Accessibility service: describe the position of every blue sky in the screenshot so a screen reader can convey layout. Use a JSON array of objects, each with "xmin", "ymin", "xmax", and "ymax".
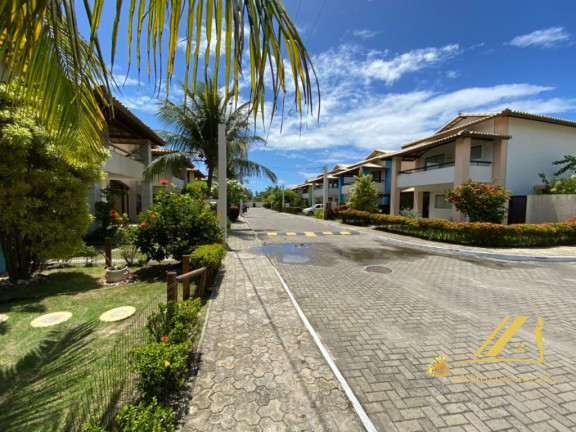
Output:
[{"xmin": 93, "ymin": 0, "xmax": 576, "ymax": 193}]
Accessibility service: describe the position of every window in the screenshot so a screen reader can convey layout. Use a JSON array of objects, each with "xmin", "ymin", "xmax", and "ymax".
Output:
[
  {"xmin": 434, "ymin": 194, "xmax": 452, "ymax": 209},
  {"xmin": 470, "ymin": 145, "xmax": 482, "ymax": 160},
  {"xmin": 425, "ymin": 154, "xmax": 444, "ymax": 169}
]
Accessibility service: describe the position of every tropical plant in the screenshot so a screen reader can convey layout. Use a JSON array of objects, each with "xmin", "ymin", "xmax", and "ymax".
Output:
[
  {"xmin": 539, "ymin": 155, "xmax": 576, "ymax": 194},
  {"xmin": 445, "ymin": 180, "xmax": 511, "ymax": 223},
  {"xmin": 2, "ymin": 0, "xmax": 319, "ymax": 163},
  {"xmin": 0, "ymin": 83, "xmax": 104, "ymax": 283},
  {"xmin": 134, "ymin": 185, "xmax": 223, "ymax": 262},
  {"xmin": 347, "ymin": 170, "xmax": 379, "ymax": 213},
  {"xmin": 144, "ymin": 81, "xmax": 277, "ymax": 194}
]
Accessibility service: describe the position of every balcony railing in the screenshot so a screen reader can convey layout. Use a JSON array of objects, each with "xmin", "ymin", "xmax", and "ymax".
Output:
[{"xmin": 400, "ymin": 160, "xmax": 491, "ymax": 174}]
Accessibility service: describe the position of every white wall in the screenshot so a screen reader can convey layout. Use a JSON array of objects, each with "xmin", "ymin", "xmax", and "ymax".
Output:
[
  {"xmin": 506, "ymin": 118, "xmax": 576, "ymax": 196},
  {"xmin": 526, "ymin": 194, "xmax": 576, "ymax": 223},
  {"xmin": 428, "ymin": 187, "xmax": 454, "ymax": 220}
]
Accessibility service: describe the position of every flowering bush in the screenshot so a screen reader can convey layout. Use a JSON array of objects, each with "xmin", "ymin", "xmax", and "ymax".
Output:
[
  {"xmin": 129, "ymin": 341, "xmax": 190, "ymax": 401},
  {"xmin": 445, "ymin": 180, "xmax": 511, "ymax": 223},
  {"xmin": 146, "ymin": 299, "xmax": 203, "ymax": 345},
  {"xmin": 134, "ymin": 185, "xmax": 223, "ymax": 262}
]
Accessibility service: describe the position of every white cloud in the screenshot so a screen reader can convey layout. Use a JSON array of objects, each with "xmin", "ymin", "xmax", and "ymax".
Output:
[
  {"xmin": 118, "ymin": 95, "xmax": 161, "ymax": 113},
  {"xmin": 113, "ymin": 74, "xmax": 144, "ymax": 87},
  {"xmin": 261, "ymin": 83, "xmax": 575, "ymax": 152},
  {"xmin": 314, "ymin": 44, "xmax": 460, "ymax": 86},
  {"xmin": 352, "ymin": 29, "xmax": 380, "ymax": 40},
  {"xmin": 508, "ymin": 27, "xmax": 570, "ymax": 48}
]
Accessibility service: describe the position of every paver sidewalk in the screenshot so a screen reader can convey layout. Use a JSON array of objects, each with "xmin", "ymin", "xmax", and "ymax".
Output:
[{"xmin": 181, "ymin": 222, "xmax": 365, "ymax": 431}]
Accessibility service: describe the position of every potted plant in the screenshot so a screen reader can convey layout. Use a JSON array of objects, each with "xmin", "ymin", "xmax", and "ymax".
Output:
[{"xmin": 105, "ymin": 263, "xmax": 129, "ymax": 283}]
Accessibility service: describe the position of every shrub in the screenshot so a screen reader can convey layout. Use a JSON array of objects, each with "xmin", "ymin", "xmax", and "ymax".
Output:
[
  {"xmin": 0, "ymin": 83, "xmax": 105, "ymax": 282},
  {"xmin": 182, "ymin": 181, "xmax": 208, "ymax": 200},
  {"xmin": 146, "ymin": 299, "xmax": 203, "ymax": 345},
  {"xmin": 117, "ymin": 226, "xmax": 140, "ymax": 265},
  {"xmin": 135, "ymin": 186, "xmax": 223, "ymax": 262},
  {"xmin": 190, "ymin": 243, "xmax": 227, "ymax": 288},
  {"xmin": 115, "ymin": 398, "xmax": 175, "ymax": 432},
  {"xmin": 314, "ymin": 209, "xmax": 324, "ymax": 219},
  {"xmin": 129, "ymin": 341, "xmax": 191, "ymax": 401},
  {"xmin": 81, "ymin": 245, "xmax": 101, "ymax": 265},
  {"xmin": 285, "ymin": 207, "xmax": 303, "ymax": 214},
  {"xmin": 445, "ymin": 180, "xmax": 511, "ymax": 223},
  {"xmin": 339, "ymin": 209, "xmax": 371, "ymax": 226},
  {"xmin": 371, "ymin": 214, "xmax": 576, "ymax": 247},
  {"xmin": 229, "ymin": 205, "xmax": 240, "ymax": 222},
  {"xmin": 399, "ymin": 208, "xmax": 420, "ymax": 219},
  {"xmin": 347, "ymin": 170, "xmax": 379, "ymax": 213}
]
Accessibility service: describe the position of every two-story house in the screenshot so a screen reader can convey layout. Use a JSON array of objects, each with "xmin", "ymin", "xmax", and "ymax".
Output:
[{"xmin": 390, "ymin": 109, "xmax": 576, "ymax": 221}]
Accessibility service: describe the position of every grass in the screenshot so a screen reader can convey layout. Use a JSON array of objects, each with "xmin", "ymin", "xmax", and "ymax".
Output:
[{"xmin": 0, "ymin": 263, "xmax": 189, "ymax": 432}]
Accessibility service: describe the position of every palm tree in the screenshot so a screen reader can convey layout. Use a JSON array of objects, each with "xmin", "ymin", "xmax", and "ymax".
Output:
[
  {"xmin": 144, "ymin": 80, "xmax": 277, "ymax": 194},
  {"xmin": 1, "ymin": 1, "xmax": 319, "ymax": 163}
]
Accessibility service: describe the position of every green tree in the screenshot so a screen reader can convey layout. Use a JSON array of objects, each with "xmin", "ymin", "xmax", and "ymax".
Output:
[
  {"xmin": 2, "ymin": 1, "xmax": 318, "ymax": 163},
  {"xmin": 0, "ymin": 83, "xmax": 104, "ymax": 282},
  {"xmin": 182, "ymin": 181, "xmax": 209, "ymax": 201},
  {"xmin": 538, "ymin": 155, "xmax": 576, "ymax": 194},
  {"xmin": 445, "ymin": 180, "xmax": 511, "ymax": 223},
  {"xmin": 144, "ymin": 81, "xmax": 277, "ymax": 195},
  {"xmin": 550, "ymin": 175, "xmax": 576, "ymax": 194},
  {"xmin": 347, "ymin": 170, "xmax": 379, "ymax": 213}
]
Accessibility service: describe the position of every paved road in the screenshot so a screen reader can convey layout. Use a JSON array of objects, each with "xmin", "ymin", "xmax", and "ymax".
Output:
[{"xmin": 243, "ymin": 208, "xmax": 576, "ymax": 432}]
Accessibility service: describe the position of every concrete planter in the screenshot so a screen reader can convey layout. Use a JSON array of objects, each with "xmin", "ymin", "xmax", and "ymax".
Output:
[{"xmin": 105, "ymin": 267, "xmax": 129, "ymax": 283}]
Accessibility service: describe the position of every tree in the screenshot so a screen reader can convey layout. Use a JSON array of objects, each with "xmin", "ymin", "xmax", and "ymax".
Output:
[
  {"xmin": 445, "ymin": 180, "xmax": 511, "ymax": 223},
  {"xmin": 144, "ymin": 81, "xmax": 277, "ymax": 194},
  {"xmin": 1, "ymin": 1, "xmax": 319, "ymax": 163},
  {"xmin": 0, "ymin": 83, "xmax": 104, "ymax": 282},
  {"xmin": 538, "ymin": 155, "xmax": 576, "ymax": 194},
  {"xmin": 347, "ymin": 170, "xmax": 379, "ymax": 213}
]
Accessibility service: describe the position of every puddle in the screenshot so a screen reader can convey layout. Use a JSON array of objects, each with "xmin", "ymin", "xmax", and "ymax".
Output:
[
  {"xmin": 333, "ymin": 246, "xmax": 427, "ymax": 265},
  {"xmin": 259, "ymin": 243, "xmax": 312, "ymax": 264}
]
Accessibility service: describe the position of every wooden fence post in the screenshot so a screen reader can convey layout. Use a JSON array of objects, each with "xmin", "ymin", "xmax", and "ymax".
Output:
[
  {"xmin": 167, "ymin": 272, "xmax": 178, "ymax": 302},
  {"xmin": 182, "ymin": 255, "xmax": 190, "ymax": 300},
  {"xmin": 104, "ymin": 237, "xmax": 112, "ymax": 268},
  {"xmin": 199, "ymin": 270, "xmax": 206, "ymax": 298}
]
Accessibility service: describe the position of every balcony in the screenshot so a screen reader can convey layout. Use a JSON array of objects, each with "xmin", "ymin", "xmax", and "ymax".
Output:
[
  {"xmin": 104, "ymin": 150, "xmax": 146, "ymax": 180},
  {"xmin": 397, "ymin": 161, "xmax": 492, "ymax": 188}
]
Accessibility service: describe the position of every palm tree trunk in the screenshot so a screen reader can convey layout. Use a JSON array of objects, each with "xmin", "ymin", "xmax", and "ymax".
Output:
[{"xmin": 206, "ymin": 165, "xmax": 215, "ymax": 198}]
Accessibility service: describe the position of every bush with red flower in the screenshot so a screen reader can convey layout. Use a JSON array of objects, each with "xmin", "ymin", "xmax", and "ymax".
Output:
[
  {"xmin": 134, "ymin": 184, "xmax": 223, "ymax": 262},
  {"xmin": 445, "ymin": 180, "xmax": 511, "ymax": 223}
]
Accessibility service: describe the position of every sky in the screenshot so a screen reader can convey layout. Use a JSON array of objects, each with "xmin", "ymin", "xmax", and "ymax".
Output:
[{"xmin": 91, "ymin": 0, "xmax": 576, "ymax": 193}]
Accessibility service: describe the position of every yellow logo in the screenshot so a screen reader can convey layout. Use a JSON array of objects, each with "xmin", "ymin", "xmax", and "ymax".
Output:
[{"xmin": 427, "ymin": 316, "xmax": 547, "ymax": 379}]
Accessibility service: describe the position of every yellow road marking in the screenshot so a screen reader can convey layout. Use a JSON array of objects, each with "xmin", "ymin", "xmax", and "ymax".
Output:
[
  {"xmin": 286, "ymin": 232, "xmax": 297, "ymax": 236},
  {"xmin": 340, "ymin": 231, "xmax": 351, "ymax": 235},
  {"xmin": 323, "ymin": 232, "xmax": 334, "ymax": 235},
  {"xmin": 304, "ymin": 232, "xmax": 317, "ymax": 237},
  {"xmin": 267, "ymin": 232, "xmax": 277, "ymax": 236}
]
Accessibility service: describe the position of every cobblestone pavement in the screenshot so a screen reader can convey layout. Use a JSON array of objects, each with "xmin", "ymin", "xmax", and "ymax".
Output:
[
  {"xmin": 244, "ymin": 208, "xmax": 576, "ymax": 432},
  {"xmin": 181, "ymin": 220, "xmax": 365, "ymax": 431}
]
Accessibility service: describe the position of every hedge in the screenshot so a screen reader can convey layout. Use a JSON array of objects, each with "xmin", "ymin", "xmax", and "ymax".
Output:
[
  {"xmin": 285, "ymin": 206, "xmax": 303, "ymax": 214},
  {"xmin": 339, "ymin": 209, "xmax": 371, "ymax": 226},
  {"xmin": 370, "ymin": 214, "xmax": 576, "ymax": 247}
]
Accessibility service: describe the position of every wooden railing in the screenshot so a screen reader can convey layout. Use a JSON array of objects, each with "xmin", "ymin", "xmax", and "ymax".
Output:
[{"xmin": 166, "ymin": 255, "xmax": 207, "ymax": 301}]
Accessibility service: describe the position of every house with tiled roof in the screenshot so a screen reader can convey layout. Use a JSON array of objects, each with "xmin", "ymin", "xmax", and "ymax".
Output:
[
  {"xmin": 87, "ymin": 97, "xmax": 203, "ymax": 228},
  {"xmin": 389, "ymin": 109, "xmax": 576, "ymax": 222}
]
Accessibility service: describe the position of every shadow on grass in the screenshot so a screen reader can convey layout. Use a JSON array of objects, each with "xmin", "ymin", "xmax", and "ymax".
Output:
[
  {"xmin": 0, "ymin": 322, "xmax": 97, "ymax": 432},
  {"xmin": 0, "ymin": 271, "xmax": 101, "ymax": 304}
]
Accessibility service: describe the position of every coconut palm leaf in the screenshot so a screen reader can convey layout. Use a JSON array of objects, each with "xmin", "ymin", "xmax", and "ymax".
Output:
[{"xmin": 1, "ymin": 0, "xmax": 319, "ymax": 163}]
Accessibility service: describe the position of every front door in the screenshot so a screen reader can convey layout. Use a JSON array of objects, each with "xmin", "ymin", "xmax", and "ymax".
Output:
[{"xmin": 422, "ymin": 192, "xmax": 430, "ymax": 218}]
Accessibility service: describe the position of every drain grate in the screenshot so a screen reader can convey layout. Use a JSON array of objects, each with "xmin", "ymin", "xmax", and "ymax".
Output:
[{"xmin": 364, "ymin": 265, "xmax": 392, "ymax": 274}]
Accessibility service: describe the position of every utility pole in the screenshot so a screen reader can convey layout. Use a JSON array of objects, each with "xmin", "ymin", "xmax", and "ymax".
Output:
[
  {"xmin": 217, "ymin": 123, "xmax": 227, "ymax": 242},
  {"xmin": 322, "ymin": 165, "xmax": 328, "ymax": 219}
]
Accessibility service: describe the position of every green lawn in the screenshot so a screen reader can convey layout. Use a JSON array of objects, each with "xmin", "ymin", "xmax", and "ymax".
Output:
[{"xmin": 0, "ymin": 263, "xmax": 188, "ymax": 432}]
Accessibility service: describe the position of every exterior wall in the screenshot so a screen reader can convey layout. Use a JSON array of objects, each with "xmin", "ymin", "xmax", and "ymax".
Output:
[
  {"xmin": 525, "ymin": 195, "xmax": 576, "ymax": 223},
  {"xmin": 427, "ymin": 186, "xmax": 454, "ymax": 220},
  {"xmin": 506, "ymin": 118, "xmax": 576, "ymax": 195}
]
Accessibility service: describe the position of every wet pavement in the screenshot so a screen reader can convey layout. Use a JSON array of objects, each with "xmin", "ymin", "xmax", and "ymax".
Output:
[{"xmin": 237, "ymin": 208, "xmax": 576, "ymax": 432}]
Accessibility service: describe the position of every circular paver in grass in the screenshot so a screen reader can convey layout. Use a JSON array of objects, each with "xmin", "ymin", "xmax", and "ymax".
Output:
[
  {"xmin": 99, "ymin": 306, "xmax": 136, "ymax": 322},
  {"xmin": 30, "ymin": 312, "xmax": 72, "ymax": 328},
  {"xmin": 0, "ymin": 314, "xmax": 8, "ymax": 324}
]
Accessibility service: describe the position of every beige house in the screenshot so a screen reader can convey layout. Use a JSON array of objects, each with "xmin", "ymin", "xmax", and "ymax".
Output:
[{"xmin": 389, "ymin": 109, "xmax": 576, "ymax": 222}]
